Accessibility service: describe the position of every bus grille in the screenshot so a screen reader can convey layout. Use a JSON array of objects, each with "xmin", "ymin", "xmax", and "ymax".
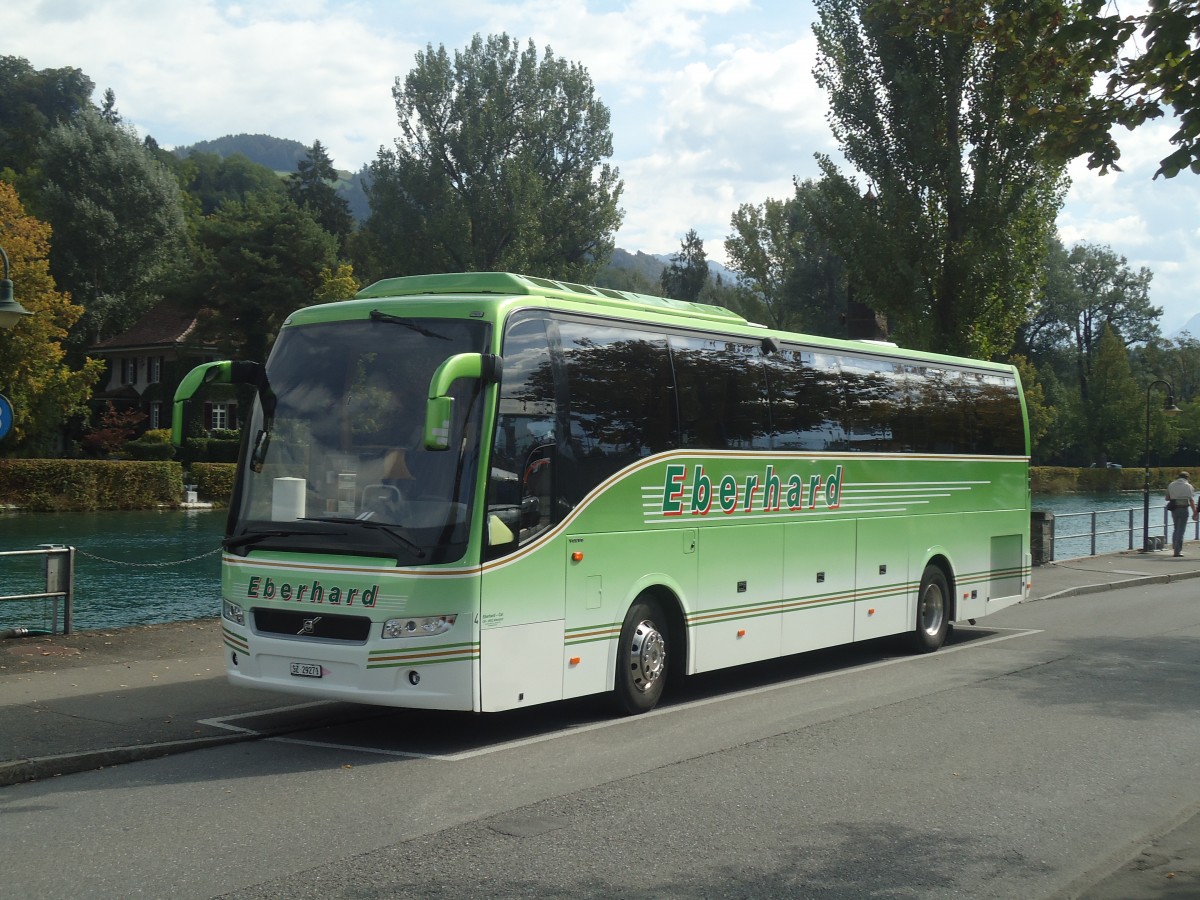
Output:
[{"xmin": 253, "ymin": 608, "xmax": 372, "ymax": 642}]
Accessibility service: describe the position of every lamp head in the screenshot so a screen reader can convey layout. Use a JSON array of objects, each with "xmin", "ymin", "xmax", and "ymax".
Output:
[
  {"xmin": 0, "ymin": 278, "xmax": 32, "ymax": 330},
  {"xmin": 1165, "ymin": 393, "xmax": 1182, "ymax": 417}
]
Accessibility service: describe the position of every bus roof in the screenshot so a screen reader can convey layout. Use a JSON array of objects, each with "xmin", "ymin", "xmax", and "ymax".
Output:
[
  {"xmin": 345, "ymin": 271, "xmax": 1014, "ymax": 375},
  {"xmin": 355, "ymin": 271, "xmax": 749, "ymax": 327}
]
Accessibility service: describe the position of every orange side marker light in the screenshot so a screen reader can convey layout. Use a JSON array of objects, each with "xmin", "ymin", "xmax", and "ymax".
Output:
[
  {"xmin": 737, "ymin": 629, "xmax": 746, "ymax": 638},
  {"xmin": 569, "ymin": 656, "xmax": 581, "ymax": 666},
  {"xmin": 571, "ymin": 551, "xmax": 584, "ymax": 562}
]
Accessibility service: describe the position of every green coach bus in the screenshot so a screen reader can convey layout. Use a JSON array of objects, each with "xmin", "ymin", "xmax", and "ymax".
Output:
[{"xmin": 173, "ymin": 272, "xmax": 1030, "ymax": 715}]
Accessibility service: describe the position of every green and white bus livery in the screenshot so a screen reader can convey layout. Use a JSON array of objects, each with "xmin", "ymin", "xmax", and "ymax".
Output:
[{"xmin": 173, "ymin": 272, "xmax": 1031, "ymax": 715}]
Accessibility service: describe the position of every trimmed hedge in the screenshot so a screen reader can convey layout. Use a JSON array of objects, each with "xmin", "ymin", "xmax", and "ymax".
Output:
[
  {"xmin": 189, "ymin": 463, "xmax": 236, "ymax": 503},
  {"xmin": 1031, "ymin": 466, "xmax": 1182, "ymax": 494},
  {"xmin": 0, "ymin": 460, "xmax": 183, "ymax": 511}
]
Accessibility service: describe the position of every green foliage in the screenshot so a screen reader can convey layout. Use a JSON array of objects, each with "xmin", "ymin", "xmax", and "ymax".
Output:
[
  {"xmin": 287, "ymin": 140, "xmax": 353, "ymax": 248},
  {"xmin": 1084, "ymin": 325, "xmax": 1149, "ymax": 465},
  {"xmin": 0, "ymin": 459, "xmax": 183, "ymax": 510},
  {"xmin": 660, "ymin": 229, "xmax": 709, "ymax": 302},
  {"xmin": 35, "ymin": 108, "xmax": 189, "ymax": 350},
  {"xmin": 363, "ymin": 33, "xmax": 623, "ymax": 283},
  {"xmin": 725, "ymin": 181, "xmax": 848, "ymax": 335},
  {"xmin": 189, "ymin": 462, "xmax": 236, "ymax": 502},
  {"xmin": 181, "ymin": 437, "xmax": 240, "ymax": 464},
  {"xmin": 0, "ymin": 181, "xmax": 105, "ymax": 456},
  {"xmin": 1031, "ymin": 466, "xmax": 1181, "ymax": 494},
  {"xmin": 183, "ymin": 189, "xmax": 337, "ymax": 361},
  {"xmin": 176, "ymin": 151, "xmax": 284, "ymax": 217},
  {"xmin": 177, "ymin": 134, "xmax": 309, "ymax": 171},
  {"xmin": 123, "ymin": 438, "xmax": 175, "ymax": 460},
  {"xmin": 0, "ymin": 56, "xmax": 94, "ymax": 175},
  {"xmin": 811, "ymin": 0, "xmax": 1068, "ymax": 357}
]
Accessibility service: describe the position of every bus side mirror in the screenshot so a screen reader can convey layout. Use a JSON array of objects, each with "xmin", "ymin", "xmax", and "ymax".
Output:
[
  {"xmin": 424, "ymin": 353, "xmax": 502, "ymax": 450},
  {"xmin": 171, "ymin": 360, "xmax": 262, "ymax": 446}
]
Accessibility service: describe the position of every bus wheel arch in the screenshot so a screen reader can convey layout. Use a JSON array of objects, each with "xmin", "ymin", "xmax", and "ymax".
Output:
[
  {"xmin": 910, "ymin": 556, "xmax": 954, "ymax": 653},
  {"xmin": 612, "ymin": 587, "xmax": 685, "ymax": 715}
]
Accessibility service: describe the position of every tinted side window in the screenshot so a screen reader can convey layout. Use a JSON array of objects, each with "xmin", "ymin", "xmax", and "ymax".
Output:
[
  {"xmin": 766, "ymin": 348, "xmax": 844, "ymax": 451},
  {"xmin": 557, "ymin": 319, "xmax": 674, "ymax": 490},
  {"xmin": 841, "ymin": 356, "xmax": 908, "ymax": 452},
  {"xmin": 970, "ymin": 372, "xmax": 1025, "ymax": 455},
  {"xmin": 671, "ymin": 335, "xmax": 771, "ymax": 450}
]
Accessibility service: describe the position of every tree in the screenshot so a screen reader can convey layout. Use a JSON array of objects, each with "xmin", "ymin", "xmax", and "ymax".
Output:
[
  {"xmin": 0, "ymin": 56, "xmax": 94, "ymax": 175},
  {"xmin": 183, "ymin": 191, "xmax": 338, "ymax": 362},
  {"xmin": 35, "ymin": 108, "xmax": 189, "ymax": 351},
  {"xmin": 811, "ymin": 0, "xmax": 1068, "ymax": 357},
  {"xmin": 724, "ymin": 180, "xmax": 848, "ymax": 335},
  {"xmin": 1084, "ymin": 324, "xmax": 1147, "ymax": 465},
  {"xmin": 660, "ymin": 229, "xmax": 709, "ymax": 302},
  {"xmin": 286, "ymin": 140, "xmax": 353, "ymax": 249},
  {"xmin": 0, "ymin": 181, "xmax": 105, "ymax": 455},
  {"xmin": 1029, "ymin": 242, "xmax": 1160, "ymax": 405},
  {"xmin": 176, "ymin": 151, "xmax": 284, "ymax": 217},
  {"xmin": 365, "ymin": 33, "xmax": 623, "ymax": 281},
  {"xmin": 725, "ymin": 200, "xmax": 798, "ymax": 327}
]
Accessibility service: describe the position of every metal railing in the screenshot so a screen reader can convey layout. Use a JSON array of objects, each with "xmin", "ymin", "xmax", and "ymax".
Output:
[
  {"xmin": 0, "ymin": 545, "xmax": 74, "ymax": 635},
  {"xmin": 1044, "ymin": 507, "xmax": 1200, "ymax": 561}
]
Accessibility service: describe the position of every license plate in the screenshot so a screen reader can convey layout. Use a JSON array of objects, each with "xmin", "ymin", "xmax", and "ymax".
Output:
[{"xmin": 290, "ymin": 662, "xmax": 323, "ymax": 678}]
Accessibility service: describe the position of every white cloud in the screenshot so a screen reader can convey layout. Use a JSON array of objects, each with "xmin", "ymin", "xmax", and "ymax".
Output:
[{"xmin": 8, "ymin": 0, "xmax": 1200, "ymax": 330}]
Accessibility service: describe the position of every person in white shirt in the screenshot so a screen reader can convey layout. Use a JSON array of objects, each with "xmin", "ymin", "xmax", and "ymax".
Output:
[{"xmin": 1165, "ymin": 471, "xmax": 1199, "ymax": 556}]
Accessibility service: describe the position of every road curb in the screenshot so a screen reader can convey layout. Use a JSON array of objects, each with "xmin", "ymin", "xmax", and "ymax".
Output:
[
  {"xmin": 1034, "ymin": 566, "xmax": 1200, "ymax": 602},
  {"xmin": 0, "ymin": 732, "xmax": 257, "ymax": 788}
]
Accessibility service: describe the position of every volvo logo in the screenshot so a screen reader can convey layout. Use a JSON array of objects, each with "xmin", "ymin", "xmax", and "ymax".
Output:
[{"xmin": 297, "ymin": 616, "xmax": 323, "ymax": 636}]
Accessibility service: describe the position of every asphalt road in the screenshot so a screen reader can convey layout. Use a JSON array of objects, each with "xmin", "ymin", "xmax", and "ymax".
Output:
[{"xmin": 4, "ymin": 578, "xmax": 1200, "ymax": 899}]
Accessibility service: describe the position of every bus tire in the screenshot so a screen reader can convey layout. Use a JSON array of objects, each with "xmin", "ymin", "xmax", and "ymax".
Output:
[
  {"xmin": 910, "ymin": 564, "xmax": 950, "ymax": 653},
  {"xmin": 613, "ymin": 597, "xmax": 668, "ymax": 715}
]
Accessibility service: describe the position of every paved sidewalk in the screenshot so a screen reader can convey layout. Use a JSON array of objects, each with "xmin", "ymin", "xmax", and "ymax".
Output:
[{"xmin": 3, "ymin": 544, "xmax": 1200, "ymax": 897}]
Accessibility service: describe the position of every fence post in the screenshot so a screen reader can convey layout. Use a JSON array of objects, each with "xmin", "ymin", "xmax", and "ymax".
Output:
[
  {"xmin": 38, "ymin": 544, "xmax": 73, "ymax": 635},
  {"xmin": 1031, "ymin": 510, "xmax": 1055, "ymax": 566}
]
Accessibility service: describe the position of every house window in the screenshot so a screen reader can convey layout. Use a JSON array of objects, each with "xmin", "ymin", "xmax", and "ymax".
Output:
[
  {"xmin": 210, "ymin": 403, "xmax": 228, "ymax": 431},
  {"xmin": 120, "ymin": 358, "xmax": 137, "ymax": 385},
  {"xmin": 149, "ymin": 357, "xmax": 162, "ymax": 384},
  {"xmin": 149, "ymin": 402, "xmax": 162, "ymax": 430}
]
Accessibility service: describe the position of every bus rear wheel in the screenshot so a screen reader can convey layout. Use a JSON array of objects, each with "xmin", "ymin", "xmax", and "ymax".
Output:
[
  {"xmin": 613, "ymin": 598, "xmax": 668, "ymax": 715},
  {"xmin": 910, "ymin": 564, "xmax": 950, "ymax": 653}
]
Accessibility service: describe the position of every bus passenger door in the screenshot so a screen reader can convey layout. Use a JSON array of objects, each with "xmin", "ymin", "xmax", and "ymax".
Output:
[{"xmin": 854, "ymin": 517, "xmax": 910, "ymax": 640}]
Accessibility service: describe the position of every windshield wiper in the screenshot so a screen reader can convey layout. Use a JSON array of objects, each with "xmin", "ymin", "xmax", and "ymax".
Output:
[
  {"xmin": 369, "ymin": 309, "xmax": 452, "ymax": 341},
  {"xmin": 300, "ymin": 516, "xmax": 428, "ymax": 560},
  {"xmin": 223, "ymin": 528, "xmax": 341, "ymax": 552}
]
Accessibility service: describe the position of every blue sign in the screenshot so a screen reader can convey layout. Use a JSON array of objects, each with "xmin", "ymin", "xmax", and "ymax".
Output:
[{"xmin": 0, "ymin": 393, "xmax": 12, "ymax": 440}]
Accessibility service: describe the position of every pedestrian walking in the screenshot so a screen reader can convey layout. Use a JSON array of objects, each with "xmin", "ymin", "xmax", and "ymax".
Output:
[{"xmin": 1164, "ymin": 471, "xmax": 1198, "ymax": 556}]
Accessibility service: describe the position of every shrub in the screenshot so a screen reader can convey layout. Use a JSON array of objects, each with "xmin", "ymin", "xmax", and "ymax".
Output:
[
  {"xmin": 0, "ymin": 460, "xmax": 183, "ymax": 510},
  {"xmin": 190, "ymin": 463, "xmax": 237, "ymax": 503}
]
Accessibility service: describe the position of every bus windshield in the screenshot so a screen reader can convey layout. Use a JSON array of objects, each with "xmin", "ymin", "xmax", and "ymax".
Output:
[{"xmin": 227, "ymin": 315, "xmax": 490, "ymax": 565}]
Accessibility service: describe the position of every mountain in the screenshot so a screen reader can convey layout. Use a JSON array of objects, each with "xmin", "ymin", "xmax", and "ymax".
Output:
[
  {"xmin": 174, "ymin": 133, "xmax": 310, "ymax": 172},
  {"xmin": 601, "ymin": 248, "xmax": 741, "ymax": 293},
  {"xmin": 1171, "ymin": 312, "xmax": 1200, "ymax": 339},
  {"xmin": 173, "ymin": 133, "xmax": 370, "ymax": 221}
]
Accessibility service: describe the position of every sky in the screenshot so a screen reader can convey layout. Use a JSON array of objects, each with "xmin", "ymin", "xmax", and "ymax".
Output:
[{"xmin": 8, "ymin": 0, "xmax": 1199, "ymax": 335}]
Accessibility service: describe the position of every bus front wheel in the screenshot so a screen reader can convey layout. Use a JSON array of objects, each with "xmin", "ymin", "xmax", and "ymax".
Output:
[
  {"xmin": 613, "ymin": 598, "xmax": 668, "ymax": 715},
  {"xmin": 910, "ymin": 565, "xmax": 950, "ymax": 653}
]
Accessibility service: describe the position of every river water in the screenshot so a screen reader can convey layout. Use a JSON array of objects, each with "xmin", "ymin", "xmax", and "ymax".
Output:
[
  {"xmin": 0, "ymin": 508, "xmax": 225, "ymax": 631},
  {"xmin": 0, "ymin": 493, "xmax": 1179, "ymax": 632}
]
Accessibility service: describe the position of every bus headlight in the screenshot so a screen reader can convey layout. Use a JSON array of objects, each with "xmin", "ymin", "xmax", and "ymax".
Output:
[
  {"xmin": 382, "ymin": 615, "xmax": 456, "ymax": 639},
  {"xmin": 222, "ymin": 599, "xmax": 245, "ymax": 626}
]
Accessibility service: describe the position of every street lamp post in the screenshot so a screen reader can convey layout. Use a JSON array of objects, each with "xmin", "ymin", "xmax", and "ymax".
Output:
[
  {"xmin": 1142, "ymin": 378, "xmax": 1182, "ymax": 551},
  {"xmin": 0, "ymin": 245, "xmax": 33, "ymax": 330}
]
